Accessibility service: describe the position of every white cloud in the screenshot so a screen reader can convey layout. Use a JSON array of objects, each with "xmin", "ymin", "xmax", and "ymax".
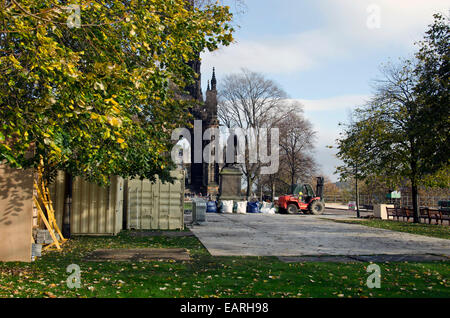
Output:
[
  {"xmin": 202, "ymin": 1, "xmax": 448, "ymax": 77},
  {"xmin": 319, "ymin": 0, "xmax": 449, "ymax": 48},
  {"xmin": 199, "ymin": 1, "xmax": 449, "ymax": 181},
  {"xmin": 201, "ymin": 30, "xmax": 347, "ymax": 75},
  {"xmin": 294, "ymin": 95, "xmax": 370, "ymax": 112},
  {"xmin": 296, "ymin": 94, "xmax": 372, "ymax": 181}
]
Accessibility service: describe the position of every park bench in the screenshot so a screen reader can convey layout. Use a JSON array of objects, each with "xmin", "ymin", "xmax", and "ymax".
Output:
[
  {"xmin": 428, "ymin": 208, "xmax": 441, "ymax": 224},
  {"xmin": 418, "ymin": 207, "xmax": 448, "ymax": 225},
  {"xmin": 438, "ymin": 201, "xmax": 450, "ymax": 225},
  {"xmin": 387, "ymin": 206, "xmax": 449, "ymax": 225},
  {"xmin": 401, "ymin": 207, "xmax": 414, "ymax": 222},
  {"xmin": 419, "ymin": 207, "xmax": 439, "ymax": 224},
  {"xmin": 419, "ymin": 207, "xmax": 431, "ymax": 223},
  {"xmin": 386, "ymin": 207, "xmax": 401, "ymax": 221},
  {"xmin": 440, "ymin": 210, "xmax": 450, "ymax": 225}
]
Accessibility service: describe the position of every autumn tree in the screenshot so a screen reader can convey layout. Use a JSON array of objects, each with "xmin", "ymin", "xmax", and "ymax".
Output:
[
  {"xmin": 218, "ymin": 69, "xmax": 298, "ymax": 197},
  {"xmin": 413, "ymin": 13, "xmax": 449, "ymax": 183},
  {"xmin": 0, "ymin": 0, "xmax": 234, "ymax": 184},
  {"xmin": 336, "ymin": 14, "xmax": 449, "ymax": 223},
  {"xmin": 279, "ymin": 113, "xmax": 317, "ymax": 188},
  {"xmin": 259, "ymin": 113, "xmax": 317, "ymax": 199}
]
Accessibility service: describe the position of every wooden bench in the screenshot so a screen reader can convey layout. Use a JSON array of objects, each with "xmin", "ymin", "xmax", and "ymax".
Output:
[
  {"xmin": 386, "ymin": 207, "xmax": 395, "ymax": 220},
  {"xmin": 438, "ymin": 201, "xmax": 450, "ymax": 225},
  {"xmin": 419, "ymin": 207, "xmax": 446, "ymax": 225},
  {"xmin": 386, "ymin": 207, "xmax": 400, "ymax": 221},
  {"xmin": 401, "ymin": 208, "xmax": 414, "ymax": 222},
  {"xmin": 419, "ymin": 207, "xmax": 431, "ymax": 223},
  {"xmin": 440, "ymin": 209, "xmax": 450, "ymax": 225},
  {"xmin": 428, "ymin": 208, "xmax": 441, "ymax": 224},
  {"xmin": 387, "ymin": 207, "xmax": 449, "ymax": 225}
]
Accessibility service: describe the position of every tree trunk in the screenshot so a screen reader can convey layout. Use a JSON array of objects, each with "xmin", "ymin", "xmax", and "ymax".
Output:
[
  {"xmin": 410, "ymin": 152, "xmax": 420, "ymax": 223},
  {"xmin": 271, "ymin": 183, "xmax": 275, "ymax": 201},
  {"xmin": 246, "ymin": 176, "xmax": 252, "ymax": 198},
  {"xmin": 291, "ymin": 171, "xmax": 295, "ymax": 193},
  {"xmin": 411, "ymin": 182, "xmax": 420, "ymax": 223},
  {"xmin": 355, "ymin": 176, "xmax": 360, "ymax": 218}
]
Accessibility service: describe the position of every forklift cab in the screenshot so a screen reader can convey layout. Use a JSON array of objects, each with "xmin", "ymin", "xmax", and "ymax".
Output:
[
  {"xmin": 291, "ymin": 184, "xmax": 315, "ymax": 202},
  {"xmin": 291, "ymin": 177, "xmax": 324, "ymax": 203}
]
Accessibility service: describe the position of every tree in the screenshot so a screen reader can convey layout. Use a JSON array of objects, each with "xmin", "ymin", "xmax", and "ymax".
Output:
[
  {"xmin": 252, "ymin": 111, "xmax": 317, "ymax": 200},
  {"xmin": 337, "ymin": 61, "xmax": 447, "ymax": 222},
  {"xmin": 192, "ymin": 0, "xmax": 246, "ymax": 14},
  {"xmin": 0, "ymin": 0, "xmax": 234, "ymax": 185},
  {"xmin": 338, "ymin": 61, "xmax": 424, "ymax": 222},
  {"xmin": 218, "ymin": 69, "xmax": 298, "ymax": 197},
  {"xmin": 279, "ymin": 114, "xmax": 317, "ymax": 188},
  {"xmin": 337, "ymin": 14, "xmax": 449, "ymax": 223},
  {"xmin": 336, "ymin": 117, "xmax": 376, "ymax": 217},
  {"xmin": 414, "ymin": 13, "xmax": 450, "ymax": 179}
]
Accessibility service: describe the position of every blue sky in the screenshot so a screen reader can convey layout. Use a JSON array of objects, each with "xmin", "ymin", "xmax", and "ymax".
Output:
[{"xmin": 201, "ymin": 0, "xmax": 449, "ymax": 182}]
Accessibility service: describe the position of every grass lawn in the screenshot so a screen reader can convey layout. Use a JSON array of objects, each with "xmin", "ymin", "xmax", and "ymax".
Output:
[
  {"xmin": 332, "ymin": 219, "xmax": 450, "ymax": 240},
  {"xmin": 0, "ymin": 231, "xmax": 449, "ymax": 298}
]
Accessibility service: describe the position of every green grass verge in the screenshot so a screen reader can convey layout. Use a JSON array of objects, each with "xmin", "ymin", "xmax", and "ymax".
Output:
[
  {"xmin": 0, "ymin": 231, "xmax": 449, "ymax": 298},
  {"xmin": 332, "ymin": 219, "xmax": 450, "ymax": 240}
]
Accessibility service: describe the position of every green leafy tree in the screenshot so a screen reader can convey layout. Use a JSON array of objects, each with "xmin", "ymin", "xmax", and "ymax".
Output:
[
  {"xmin": 414, "ymin": 13, "xmax": 449, "ymax": 181},
  {"xmin": 336, "ymin": 14, "xmax": 449, "ymax": 222},
  {"xmin": 336, "ymin": 120, "xmax": 373, "ymax": 217},
  {"xmin": 0, "ymin": 0, "xmax": 234, "ymax": 184}
]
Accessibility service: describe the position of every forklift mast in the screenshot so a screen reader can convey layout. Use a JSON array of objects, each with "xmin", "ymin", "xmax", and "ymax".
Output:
[{"xmin": 316, "ymin": 177, "xmax": 324, "ymax": 200}]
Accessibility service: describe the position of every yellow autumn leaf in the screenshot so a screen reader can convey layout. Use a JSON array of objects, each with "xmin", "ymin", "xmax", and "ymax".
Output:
[
  {"xmin": 117, "ymin": 138, "xmax": 125, "ymax": 144},
  {"xmin": 108, "ymin": 117, "xmax": 121, "ymax": 127},
  {"xmin": 105, "ymin": 98, "xmax": 119, "ymax": 106},
  {"xmin": 112, "ymin": 105, "xmax": 121, "ymax": 114}
]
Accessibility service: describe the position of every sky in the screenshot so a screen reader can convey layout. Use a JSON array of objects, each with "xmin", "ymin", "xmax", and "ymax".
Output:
[{"xmin": 200, "ymin": 0, "xmax": 449, "ymax": 182}]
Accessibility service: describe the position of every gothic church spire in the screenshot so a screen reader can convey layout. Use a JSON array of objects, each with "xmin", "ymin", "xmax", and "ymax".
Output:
[{"xmin": 211, "ymin": 67, "xmax": 217, "ymax": 90}]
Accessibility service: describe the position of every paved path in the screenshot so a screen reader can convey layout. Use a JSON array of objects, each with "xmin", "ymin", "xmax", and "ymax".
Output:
[{"xmin": 189, "ymin": 212, "xmax": 450, "ymax": 258}]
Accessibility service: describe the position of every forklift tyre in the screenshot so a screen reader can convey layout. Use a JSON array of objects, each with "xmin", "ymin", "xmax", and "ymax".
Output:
[
  {"xmin": 287, "ymin": 204, "xmax": 299, "ymax": 214},
  {"xmin": 309, "ymin": 200, "xmax": 325, "ymax": 215}
]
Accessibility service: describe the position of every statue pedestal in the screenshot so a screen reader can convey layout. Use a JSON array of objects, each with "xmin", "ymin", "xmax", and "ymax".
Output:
[{"xmin": 218, "ymin": 166, "xmax": 243, "ymax": 201}]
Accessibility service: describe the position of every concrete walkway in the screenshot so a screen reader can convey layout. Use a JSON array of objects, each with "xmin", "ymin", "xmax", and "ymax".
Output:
[{"xmin": 189, "ymin": 213, "xmax": 450, "ymax": 258}]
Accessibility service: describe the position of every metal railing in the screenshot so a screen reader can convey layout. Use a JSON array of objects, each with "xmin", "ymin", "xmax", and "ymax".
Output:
[{"xmin": 324, "ymin": 194, "xmax": 450, "ymax": 208}]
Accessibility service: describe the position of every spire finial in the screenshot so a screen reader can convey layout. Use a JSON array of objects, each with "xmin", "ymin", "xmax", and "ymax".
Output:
[
  {"xmin": 211, "ymin": 67, "xmax": 217, "ymax": 90},
  {"xmin": 207, "ymin": 80, "xmax": 210, "ymax": 91}
]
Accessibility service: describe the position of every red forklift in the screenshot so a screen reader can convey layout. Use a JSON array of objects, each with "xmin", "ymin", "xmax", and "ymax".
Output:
[{"xmin": 277, "ymin": 177, "xmax": 325, "ymax": 215}]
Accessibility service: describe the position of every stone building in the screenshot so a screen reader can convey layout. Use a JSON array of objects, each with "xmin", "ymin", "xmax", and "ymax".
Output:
[{"xmin": 184, "ymin": 63, "xmax": 221, "ymax": 197}]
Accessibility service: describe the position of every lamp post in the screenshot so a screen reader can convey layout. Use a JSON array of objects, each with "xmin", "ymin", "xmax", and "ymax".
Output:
[{"xmin": 355, "ymin": 162, "xmax": 360, "ymax": 218}]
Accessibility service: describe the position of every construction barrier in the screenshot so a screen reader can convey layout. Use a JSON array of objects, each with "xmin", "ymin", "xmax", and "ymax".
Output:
[
  {"xmin": 127, "ymin": 170, "xmax": 184, "ymax": 230},
  {"xmin": 50, "ymin": 174, "xmax": 124, "ymax": 236}
]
